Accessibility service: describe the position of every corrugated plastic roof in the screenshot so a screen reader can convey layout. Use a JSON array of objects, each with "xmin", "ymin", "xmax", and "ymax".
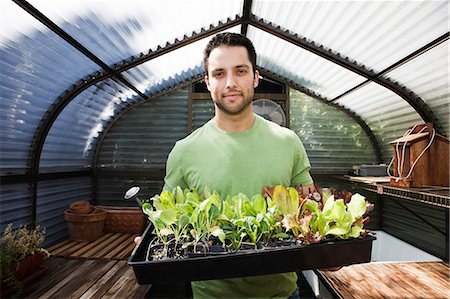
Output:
[{"xmin": 1, "ymin": 0, "xmax": 448, "ymax": 176}]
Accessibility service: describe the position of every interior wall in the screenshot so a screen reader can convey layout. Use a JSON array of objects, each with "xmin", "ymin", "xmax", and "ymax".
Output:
[
  {"xmin": 37, "ymin": 176, "xmax": 93, "ymax": 245},
  {"xmin": 381, "ymin": 196, "xmax": 448, "ymax": 260},
  {"xmin": 95, "ymin": 84, "xmax": 380, "ymax": 205},
  {"xmin": 95, "ymin": 88, "xmax": 190, "ymax": 206},
  {"xmin": 290, "ymin": 90, "xmax": 377, "ymax": 173}
]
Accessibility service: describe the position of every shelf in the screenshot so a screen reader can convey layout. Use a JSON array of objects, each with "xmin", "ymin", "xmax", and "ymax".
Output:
[{"xmin": 338, "ymin": 175, "xmax": 449, "ymax": 208}]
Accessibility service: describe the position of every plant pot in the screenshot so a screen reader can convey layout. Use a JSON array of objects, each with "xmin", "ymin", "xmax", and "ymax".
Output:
[
  {"xmin": 69, "ymin": 200, "xmax": 93, "ymax": 214},
  {"xmin": 14, "ymin": 255, "xmax": 33, "ymax": 280},
  {"xmin": 28, "ymin": 252, "xmax": 47, "ymax": 273},
  {"xmin": 64, "ymin": 207, "xmax": 107, "ymax": 242},
  {"xmin": 97, "ymin": 205, "xmax": 146, "ymax": 233},
  {"xmin": 1, "ymin": 252, "xmax": 48, "ymax": 298},
  {"xmin": 14, "ymin": 251, "xmax": 47, "ymax": 280}
]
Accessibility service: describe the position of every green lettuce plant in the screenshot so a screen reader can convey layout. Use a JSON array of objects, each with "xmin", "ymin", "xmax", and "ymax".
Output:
[
  {"xmin": 142, "ymin": 185, "xmax": 372, "ymax": 258},
  {"xmin": 281, "ymin": 188, "xmax": 370, "ymax": 244}
]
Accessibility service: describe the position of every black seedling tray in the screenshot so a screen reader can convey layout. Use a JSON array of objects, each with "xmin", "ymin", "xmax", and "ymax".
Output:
[{"xmin": 128, "ymin": 224, "xmax": 376, "ymax": 284}]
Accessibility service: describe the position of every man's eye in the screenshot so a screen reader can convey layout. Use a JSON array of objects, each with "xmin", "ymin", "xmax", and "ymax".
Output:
[
  {"xmin": 237, "ymin": 69, "xmax": 247, "ymax": 75},
  {"xmin": 213, "ymin": 72, "xmax": 224, "ymax": 77}
]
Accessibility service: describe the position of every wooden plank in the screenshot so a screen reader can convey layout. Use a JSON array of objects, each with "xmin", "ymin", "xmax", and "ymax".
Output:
[
  {"xmin": 67, "ymin": 233, "xmax": 117, "ymax": 258},
  {"xmin": 49, "ymin": 240, "xmax": 89, "ymax": 256},
  {"xmin": 101, "ymin": 266, "xmax": 134, "ymax": 298},
  {"xmin": 66, "ymin": 260, "xmax": 119, "ymax": 299},
  {"xmin": 42, "ymin": 259, "xmax": 106, "ymax": 299},
  {"xmin": 318, "ymin": 262, "xmax": 450, "ymax": 299},
  {"xmin": 37, "ymin": 260, "xmax": 98, "ymax": 298},
  {"xmin": 76, "ymin": 233, "xmax": 121, "ymax": 259},
  {"xmin": 103, "ymin": 266, "xmax": 151, "ymax": 299},
  {"xmin": 79, "ymin": 261, "xmax": 130, "ymax": 299},
  {"xmin": 116, "ymin": 238, "xmax": 140, "ymax": 260},
  {"xmin": 21, "ymin": 257, "xmax": 84, "ymax": 298},
  {"xmin": 47, "ymin": 233, "xmax": 137, "ymax": 260},
  {"xmin": 46, "ymin": 239, "xmax": 73, "ymax": 253},
  {"xmin": 21, "ymin": 256, "xmax": 148, "ymax": 299},
  {"xmin": 102, "ymin": 234, "xmax": 137, "ymax": 260},
  {"xmin": 92, "ymin": 233, "xmax": 133, "ymax": 259}
]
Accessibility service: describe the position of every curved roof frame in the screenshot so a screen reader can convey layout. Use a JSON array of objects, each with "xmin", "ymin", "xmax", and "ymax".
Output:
[
  {"xmin": 26, "ymin": 7, "xmax": 242, "ymax": 178},
  {"xmin": 15, "ymin": 0, "xmax": 442, "ymax": 181}
]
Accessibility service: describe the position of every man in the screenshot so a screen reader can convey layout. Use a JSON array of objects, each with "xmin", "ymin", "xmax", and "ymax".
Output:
[{"xmin": 162, "ymin": 32, "xmax": 315, "ymax": 298}]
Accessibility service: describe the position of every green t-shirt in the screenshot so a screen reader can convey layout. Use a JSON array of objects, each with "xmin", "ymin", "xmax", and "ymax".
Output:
[{"xmin": 164, "ymin": 114, "xmax": 313, "ymax": 298}]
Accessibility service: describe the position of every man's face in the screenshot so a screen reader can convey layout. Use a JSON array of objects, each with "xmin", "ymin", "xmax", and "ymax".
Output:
[{"xmin": 205, "ymin": 46, "xmax": 259, "ymax": 116}]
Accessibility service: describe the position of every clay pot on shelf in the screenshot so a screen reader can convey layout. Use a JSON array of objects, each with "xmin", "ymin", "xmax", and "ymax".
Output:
[
  {"xmin": 64, "ymin": 207, "xmax": 107, "ymax": 242},
  {"xmin": 69, "ymin": 200, "xmax": 93, "ymax": 214}
]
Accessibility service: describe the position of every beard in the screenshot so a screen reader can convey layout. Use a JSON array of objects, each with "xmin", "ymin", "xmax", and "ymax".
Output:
[{"xmin": 213, "ymin": 90, "xmax": 254, "ymax": 116}]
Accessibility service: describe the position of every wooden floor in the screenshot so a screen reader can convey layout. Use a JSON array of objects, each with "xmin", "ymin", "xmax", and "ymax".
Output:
[
  {"xmin": 317, "ymin": 261, "xmax": 450, "ymax": 299},
  {"xmin": 16, "ymin": 233, "xmax": 151, "ymax": 299},
  {"xmin": 19, "ymin": 257, "xmax": 151, "ymax": 299}
]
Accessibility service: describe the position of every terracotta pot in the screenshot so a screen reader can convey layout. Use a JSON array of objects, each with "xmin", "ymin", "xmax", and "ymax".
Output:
[
  {"xmin": 1, "ymin": 252, "xmax": 48, "ymax": 298},
  {"xmin": 14, "ymin": 255, "xmax": 32, "ymax": 280},
  {"xmin": 69, "ymin": 200, "xmax": 92, "ymax": 214},
  {"xmin": 28, "ymin": 252, "xmax": 47, "ymax": 273},
  {"xmin": 64, "ymin": 207, "xmax": 107, "ymax": 242}
]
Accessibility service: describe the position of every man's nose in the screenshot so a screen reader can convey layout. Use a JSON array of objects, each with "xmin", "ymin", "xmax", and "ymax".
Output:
[{"xmin": 226, "ymin": 73, "xmax": 237, "ymax": 88}]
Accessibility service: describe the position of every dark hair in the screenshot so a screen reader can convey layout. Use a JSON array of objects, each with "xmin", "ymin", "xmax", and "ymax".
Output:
[{"xmin": 203, "ymin": 32, "xmax": 257, "ymax": 75}]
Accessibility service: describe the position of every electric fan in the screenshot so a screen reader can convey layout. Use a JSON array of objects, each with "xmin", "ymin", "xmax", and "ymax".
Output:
[{"xmin": 252, "ymin": 99, "xmax": 286, "ymax": 126}]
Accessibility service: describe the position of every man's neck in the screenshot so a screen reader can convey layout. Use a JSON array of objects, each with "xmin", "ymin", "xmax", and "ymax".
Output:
[{"xmin": 213, "ymin": 109, "xmax": 256, "ymax": 132}]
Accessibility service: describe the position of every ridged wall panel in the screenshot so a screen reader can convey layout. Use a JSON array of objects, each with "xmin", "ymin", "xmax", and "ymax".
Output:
[
  {"xmin": 95, "ymin": 88, "xmax": 189, "ymax": 203},
  {"xmin": 381, "ymin": 196, "xmax": 447, "ymax": 260},
  {"xmin": 0, "ymin": 183, "xmax": 33, "ymax": 232},
  {"xmin": 36, "ymin": 177, "xmax": 93, "ymax": 246},
  {"xmin": 290, "ymin": 90, "xmax": 376, "ymax": 173}
]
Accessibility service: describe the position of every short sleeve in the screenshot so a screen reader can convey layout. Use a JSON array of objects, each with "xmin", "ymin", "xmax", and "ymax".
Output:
[
  {"xmin": 291, "ymin": 135, "xmax": 314, "ymax": 186},
  {"xmin": 163, "ymin": 143, "xmax": 188, "ymax": 191}
]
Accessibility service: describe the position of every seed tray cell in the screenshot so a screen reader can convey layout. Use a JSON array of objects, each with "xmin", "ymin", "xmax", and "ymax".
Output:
[{"xmin": 128, "ymin": 224, "xmax": 375, "ymax": 284}]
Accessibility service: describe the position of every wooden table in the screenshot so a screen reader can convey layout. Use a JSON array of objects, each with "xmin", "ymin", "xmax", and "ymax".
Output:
[{"xmin": 317, "ymin": 262, "xmax": 450, "ymax": 299}]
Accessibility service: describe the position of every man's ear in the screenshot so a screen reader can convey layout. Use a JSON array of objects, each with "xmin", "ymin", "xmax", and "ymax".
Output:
[
  {"xmin": 204, "ymin": 75, "xmax": 211, "ymax": 91},
  {"xmin": 253, "ymin": 70, "xmax": 260, "ymax": 88}
]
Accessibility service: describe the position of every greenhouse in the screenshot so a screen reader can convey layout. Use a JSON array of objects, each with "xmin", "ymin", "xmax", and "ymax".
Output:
[{"xmin": 1, "ymin": 0, "xmax": 449, "ymax": 298}]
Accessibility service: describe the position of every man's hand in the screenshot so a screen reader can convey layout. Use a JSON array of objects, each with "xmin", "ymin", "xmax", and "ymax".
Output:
[
  {"xmin": 134, "ymin": 236, "xmax": 142, "ymax": 245},
  {"xmin": 301, "ymin": 183, "xmax": 316, "ymax": 196}
]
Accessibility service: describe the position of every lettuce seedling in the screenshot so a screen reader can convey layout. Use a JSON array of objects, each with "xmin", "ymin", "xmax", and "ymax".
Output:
[
  {"xmin": 143, "ymin": 202, "xmax": 178, "ymax": 257},
  {"xmin": 272, "ymin": 185, "xmax": 298, "ymax": 215},
  {"xmin": 187, "ymin": 190, "xmax": 222, "ymax": 250}
]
